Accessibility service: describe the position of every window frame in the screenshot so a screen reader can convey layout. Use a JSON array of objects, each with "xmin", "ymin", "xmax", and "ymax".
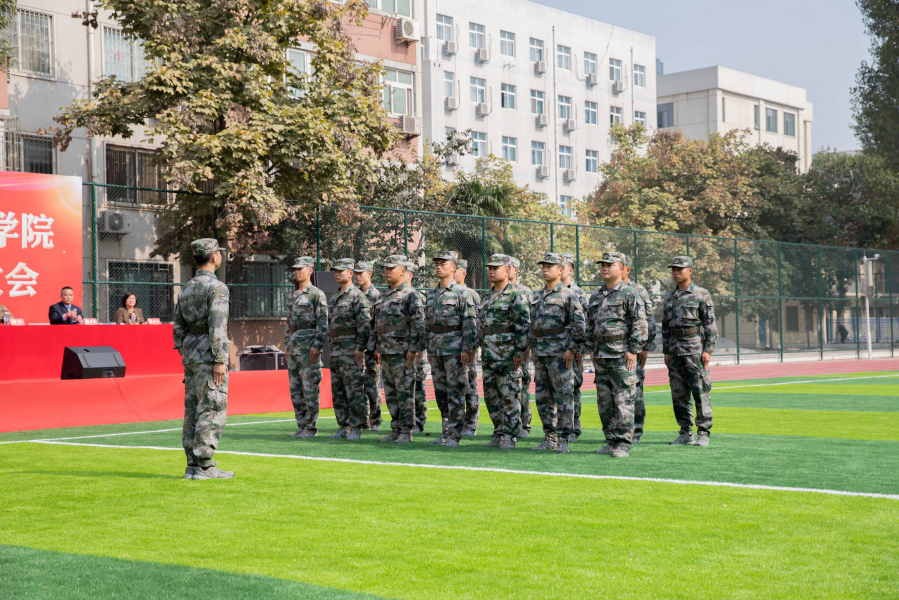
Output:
[
  {"xmin": 501, "ymin": 83, "xmax": 516, "ymax": 110},
  {"xmin": 20, "ymin": 133, "xmax": 55, "ymax": 175},
  {"xmin": 658, "ymin": 102, "xmax": 674, "ymax": 128},
  {"xmin": 531, "ymin": 141, "xmax": 545, "ymax": 166},
  {"xmin": 443, "ymin": 71, "xmax": 455, "ymax": 98},
  {"xmin": 470, "ymin": 76, "xmax": 487, "ymax": 104},
  {"xmin": 471, "ymin": 131, "xmax": 487, "ymax": 158},
  {"xmin": 366, "ymin": 0, "xmax": 412, "ymax": 18},
  {"xmin": 784, "ymin": 112, "xmax": 796, "ymax": 137},
  {"xmin": 103, "ymin": 26, "xmax": 150, "ymax": 83},
  {"xmin": 754, "ymin": 105, "xmax": 760, "ymax": 130},
  {"xmin": 469, "ymin": 22, "xmax": 485, "ymax": 49},
  {"xmin": 633, "ymin": 64, "xmax": 646, "ymax": 88},
  {"xmin": 584, "ymin": 101, "xmax": 598, "ymax": 125},
  {"xmin": 436, "ymin": 14, "xmax": 453, "ymax": 42},
  {"xmin": 558, "ymin": 145, "xmax": 573, "ymax": 170},
  {"xmin": 381, "ymin": 68, "xmax": 414, "ymax": 117},
  {"xmin": 502, "ymin": 136, "xmax": 517, "ymax": 162},
  {"xmin": 585, "ymin": 150, "xmax": 598, "ymax": 174},
  {"xmin": 635, "ymin": 110, "xmax": 647, "ymax": 126},
  {"xmin": 558, "ymin": 95, "xmax": 572, "ymax": 120},
  {"xmin": 559, "ymin": 195, "xmax": 573, "ymax": 218},
  {"xmin": 557, "ymin": 45, "xmax": 571, "ymax": 70},
  {"xmin": 12, "ymin": 9, "xmax": 54, "ymax": 78},
  {"xmin": 530, "ymin": 89, "xmax": 545, "ymax": 115},
  {"xmin": 610, "ymin": 106, "xmax": 623, "ymax": 125},
  {"xmin": 500, "ymin": 31, "xmax": 515, "ymax": 57},
  {"xmin": 766, "ymin": 108, "xmax": 778, "ymax": 133},
  {"xmin": 105, "ymin": 143, "xmax": 166, "ymax": 205},
  {"xmin": 584, "ymin": 52, "xmax": 597, "ymax": 75},
  {"xmin": 609, "ymin": 58, "xmax": 622, "ymax": 82},
  {"xmin": 529, "ymin": 38, "xmax": 544, "ymax": 62}
]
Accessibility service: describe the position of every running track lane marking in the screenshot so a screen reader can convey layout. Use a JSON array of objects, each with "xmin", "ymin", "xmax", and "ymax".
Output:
[
  {"xmin": 640, "ymin": 373, "xmax": 899, "ymax": 394},
  {"xmin": 19, "ymin": 440, "xmax": 899, "ymax": 501}
]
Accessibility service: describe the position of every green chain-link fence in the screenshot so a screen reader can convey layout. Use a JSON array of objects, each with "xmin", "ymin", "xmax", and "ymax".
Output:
[{"xmin": 82, "ymin": 182, "xmax": 898, "ymax": 364}]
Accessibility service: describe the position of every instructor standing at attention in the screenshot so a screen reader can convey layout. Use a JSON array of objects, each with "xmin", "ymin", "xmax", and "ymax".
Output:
[{"xmin": 173, "ymin": 239, "xmax": 233, "ymax": 480}]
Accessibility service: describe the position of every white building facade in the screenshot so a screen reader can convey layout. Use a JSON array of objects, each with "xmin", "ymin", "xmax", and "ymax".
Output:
[
  {"xmin": 418, "ymin": 0, "xmax": 657, "ymax": 213},
  {"xmin": 657, "ymin": 66, "xmax": 814, "ymax": 172}
]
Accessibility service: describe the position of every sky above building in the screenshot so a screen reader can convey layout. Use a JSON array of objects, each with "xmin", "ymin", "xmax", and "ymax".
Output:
[{"xmin": 532, "ymin": 0, "xmax": 870, "ymax": 153}]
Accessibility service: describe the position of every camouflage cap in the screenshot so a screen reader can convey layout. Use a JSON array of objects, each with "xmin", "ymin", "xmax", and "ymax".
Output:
[
  {"xmin": 191, "ymin": 238, "xmax": 223, "ymax": 257},
  {"xmin": 291, "ymin": 256, "xmax": 315, "ymax": 269},
  {"xmin": 403, "ymin": 261, "xmax": 418, "ymax": 274},
  {"xmin": 668, "ymin": 255, "xmax": 694, "ymax": 268},
  {"xmin": 331, "ymin": 258, "xmax": 355, "ymax": 271},
  {"xmin": 353, "ymin": 261, "xmax": 375, "ymax": 273},
  {"xmin": 538, "ymin": 252, "xmax": 564, "ymax": 265},
  {"xmin": 433, "ymin": 250, "xmax": 459, "ymax": 263},
  {"xmin": 510, "ymin": 257, "xmax": 521, "ymax": 269},
  {"xmin": 486, "ymin": 254, "xmax": 513, "ymax": 267},
  {"xmin": 621, "ymin": 254, "xmax": 632, "ymax": 268},
  {"xmin": 381, "ymin": 254, "xmax": 408, "ymax": 268},
  {"xmin": 457, "ymin": 259, "xmax": 469, "ymax": 270},
  {"xmin": 597, "ymin": 251, "xmax": 628, "ymax": 265},
  {"xmin": 560, "ymin": 253, "xmax": 575, "ymax": 265}
]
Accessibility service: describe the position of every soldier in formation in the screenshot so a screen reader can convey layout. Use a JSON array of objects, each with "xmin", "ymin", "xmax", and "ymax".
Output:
[
  {"xmin": 561, "ymin": 253, "xmax": 589, "ymax": 442},
  {"xmin": 173, "ymin": 239, "xmax": 233, "ymax": 480},
  {"xmin": 509, "ymin": 257, "xmax": 533, "ymax": 439},
  {"xmin": 403, "ymin": 261, "xmax": 430, "ymax": 434},
  {"xmin": 453, "ymin": 259, "xmax": 482, "ymax": 436},
  {"xmin": 354, "ymin": 261, "xmax": 382, "ymax": 431},
  {"xmin": 621, "ymin": 255, "xmax": 656, "ymax": 443}
]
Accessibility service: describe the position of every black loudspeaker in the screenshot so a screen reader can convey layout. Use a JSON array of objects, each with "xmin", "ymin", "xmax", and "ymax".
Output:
[
  {"xmin": 239, "ymin": 352, "xmax": 288, "ymax": 371},
  {"xmin": 61, "ymin": 346, "xmax": 127, "ymax": 380}
]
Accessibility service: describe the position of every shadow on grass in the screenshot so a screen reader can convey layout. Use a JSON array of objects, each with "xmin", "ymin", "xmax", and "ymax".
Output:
[{"xmin": 11, "ymin": 470, "xmax": 183, "ymax": 480}]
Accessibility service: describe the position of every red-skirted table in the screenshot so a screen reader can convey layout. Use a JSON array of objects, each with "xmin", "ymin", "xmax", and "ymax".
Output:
[{"xmin": 0, "ymin": 325, "xmax": 331, "ymax": 433}]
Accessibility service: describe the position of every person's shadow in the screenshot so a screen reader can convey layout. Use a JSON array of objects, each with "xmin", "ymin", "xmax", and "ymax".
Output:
[{"xmin": 13, "ymin": 470, "xmax": 182, "ymax": 480}]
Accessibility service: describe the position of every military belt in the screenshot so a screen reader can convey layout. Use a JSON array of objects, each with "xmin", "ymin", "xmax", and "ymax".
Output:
[
  {"xmin": 671, "ymin": 326, "xmax": 701, "ymax": 337},
  {"xmin": 430, "ymin": 325, "xmax": 462, "ymax": 334},
  {"xmin": 289, "ymin": 324, "xmax": 317, "ymax": 333},
  {"xmin": 533, "ymin": 326, "xmax": 565, "ymax": 338},
  {"xmin": 188, "ymin": 326, "xmax": 208, "ymax": 335},
  {"xmin": 329, "ymin": 328, "xmax": 357, "ymax": 337},
  {"xmin": 377, "ymin": 324, "xmax": 408, "ymax": 334},
  {"xmin": 482, "ymin": 325, "xmax": 516, "ymax": 336},
  {"xmin": 595, "ymin": 332, "xmax": 627, "ymax": 343}
]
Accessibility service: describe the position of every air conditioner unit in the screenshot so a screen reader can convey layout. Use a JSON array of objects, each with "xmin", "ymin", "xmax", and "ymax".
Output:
[
  {"xmin": 446, "ymin": 153, "xmax": 460, "ymax": 166},
  {"xmin": 612, "ymin": 80, "xmax": 626, "ymax": 94},
  {"xmin": 395, "ymin": 17, "xmax": 420, "ymax": 43},
  {"xmin": 535, "ymin": 114, "xmax": 549, "ymax": 127},
  {"xmin": 98, "ymin": 211, "xmax": 125, "ymax": 233},
  {"xmin": 475, "ymin": 48, "xmax": 490, "ymax": 63},
  {"xmin": 445, "ymin": 96, "xmax": 460, "ymax": 111},
  {"xmin": 477, "ymin": 102, "xmax": 490, "ymax": 116},
  {"xmin": 563, "ymin": 169, "xmax": 577, "ymax": 181},
  {"xmin": 401, "ymin": 115, "xmax": 421, "ymax": 136},
  {"xmin": 534, "ymin": 60, "xmax": 547, "ymax": 74},
  {"xmin": 536, "ymin": 165, "xmax": 550, "ymax": 179},
  {"xmin": 564, "ymin": 119, "xmax": 577, "ymax": 132},
  {"xmin": 443, "ymin": 40, "xmax": 458, "ymax": 55},
  {"xmin": 586, "ymin": 73, "xmax": 599, "ymax": 86}
]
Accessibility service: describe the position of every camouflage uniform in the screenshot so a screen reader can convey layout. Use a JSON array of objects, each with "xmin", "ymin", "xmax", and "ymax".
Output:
[
  {"xmin": 479, "ymin": 254, "xmax": 529, "ymax": 440},
  {"xmin": 529, "ymin": 253, "xmax": 587, "ymax": 445},
  {"xmin": 561, "ymin": 253, "xmax": 589, "ymax": 440},
  {"xmin": 285, "ymin": 257, "xmax": 328, "ymax": 435},
  {"xmin": 426, "ymin": 251, "xmax": 479, "ymax": 443},
  {"xmin": 456, "ymin": 259, "xmax": 482, "ymax": 433},
  {"xmin": 173, "ymin": 239, "xmax": 230, "ymax": 470},
  {"xmin": 355, "ymin": 261, "xmax": 383, "ymax": 429},
  {"xmin": 587, "ymin": 252, "xmax": 649, "ymax": 451},
  {"xmin": 368, "ymin": 255, "xmax": 427, "ymax": 437},
  {"xmin": 328, "ymin": 259, "xmax": 372, "ymax": 434},
  {"xmin": 405, "ymin": 263, "xmax": 429, "ymax": 433},
  {"xmin": 662, "ymin": 256, "xmax": 718, "ymax": 437},
  {"xmin": 511, "ymin": 257, "xmax": 534, "ymax": 435},
  {"xmin": 622, "ymin": 255, "xmax": 657, "ymax": 442}
]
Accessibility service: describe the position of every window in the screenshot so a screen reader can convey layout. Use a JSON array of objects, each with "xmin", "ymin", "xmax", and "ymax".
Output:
[
  {"xmin": 382, "ymin": 69, "xmax": 413, "ymax": 116},
  {"xmin": 470, "ymin": 77, "xmax": 486, "ymax": 104},
  {"xmin": 635, "ymin": 111, "xmax": 647, "ymax": 126},
  {"xmin": 21, "ymin": 135, "xmax": 54, "ymax": 174},
  {"xmin": 558, "ymin": 145, "xmax": 572, "ymax": 170},
  {"xmin": 502, "ymin": 136, "xmax": 517, "ymax": 162},
  {"xmin": 12, "ymin": 9, "xmax": 53, "ymax": 76},
  {"xmin": 785, "ymin": 305, "xmax": 799, "ymax": 332},
  {"xmin": 501, "ymin": 84, "xmax": 516, "ymax": 109},
  {"xmin": 469, "ymin": 23, "xmax": 485, "ymax": 49},
  {"xmin": 471, "ymin": 132, "xmax": 487, "ymax": 157},
  {"xmin": 585, "ymin": 101, "xmax": 598, "ymax": 125},
  {"xmin": 104, "ymin": 27, "xmax": 149, "ymax": 83},
  {"xmin": 722, "ymin": 97, "xmax": 726, "ymax": 122},
  {"xmin": 754, "ymin": 105, "xmax": 760, "ymax": 130},
  {"xmin": 609, "ymin": 58, "xmax": 622, "ymax": 81},
  {"xmin": 658, "ymin": 102, "xmax": 674, "ymax": 128},
  {"xmin": 557, "ymin": 45, "xmax": 571, "ymax": 70},
  {"xmin": 559, "ymin": 196, "xmax": 573, "ymax": 218},
  {"xmin": 610, "ymin": 106, "xmax": 623, "ymax": 125},
  {"xmin": 366, "ymin": 0, "xmax": 412, "ymax": 17},
  {"xmin": 500, "ymin": 31, "xmax": 515, "ymax": 57},
  {"xmin": 558, "ymin": 95, "xmax": 572, "ymax": 120},
  {"xmin": 766, "ymin": 108, "xmax": 778, "ymax": 133},
  {"xmin": 105, "ymin": 145, "xmax": 165, "ymax": 204},
  {"xmin": 531, "ymin": 141, "xmax": 545, "ymax": 166},
  {"xmin": 445, "ymin": 127, "xmax": 455, "ymax": 141},
  {"xmin": 444, "ymin": 71, "xmax": 455, "ymax": 98},
  {"xmin": 530, "ymin": 90, "xmax": 545, "ymax": 115},
  {"xmin": 584, "ymin": 52, "xmax": 597, "ymax": 75},
  {"xmin": 784, "ymin": 112, "xmax": 796, "ymax": 137},
  {"xmin": 585, "ymin": 150, "xmax": 598, "ymax": 173},
  {"xmin": 287, "ymin": 49, "xmax": 310, "ymax": 96},
  {"xmin": 436, "ymin": 14, "xmax": 453, "ymax": 41},
  {"xmin": 633, "ymin": 64, "xmax": 645, "ymax": 88},
  {"xmin": 529, "ymin": 38, "xmax": 544, "ymax": 62},
  {"xmin": 107, "ymin": 262, "xmax": 175, "ymax": 323}
]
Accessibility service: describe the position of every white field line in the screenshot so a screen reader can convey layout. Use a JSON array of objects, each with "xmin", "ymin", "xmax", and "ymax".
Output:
[{"xmin": 26, "ymin": 440, "xmax": 899, "ymax": 501}]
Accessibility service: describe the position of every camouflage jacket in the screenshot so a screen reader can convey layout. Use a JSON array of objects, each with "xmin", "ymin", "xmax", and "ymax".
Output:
[
  {"xmin": 661, "ymin": 282, "xmax": 717, "ymax": 356},
  {"xmin": 459, "ymin": 284, "xmax": 482, "ymax": 348},
  {"xmin": 425, "ymin": 282, "xmax": 478, "ymax": 356},
  {"xmin": 369, "ymin": 282, "xmax": 427, "ymax": 355},
  {"xmin": 528, "ymin": 283, "xmax": 587, "ymax": 357},
  {"xmin": 285, "ymin": 285, "xmax": 328, "ymax": 355},
  {"xmin": 362, "ymin": 286, "xmax": 380, "ymax": 352},
  {"xmin": 625, "ymin": 280, "xmax": 656, "ymax": 352},
  {"xmin": 173, "ymin": 270, "xmax": 230, "ymax": 365},
  {"xmin": 478, "ymin": 283, "xmax": 530, "ymax": 369},
  {"xmin": 515, "ymin": 281, "xmax": 533, "ymax": 301},
  {"xmin": 587, "ymin": 280, "xmax": 648, "ymax": 358},
  {"xmin": 327, "ymin": 284, "xmax": 371, "ymax": 356},
  {"xmin": 566, "ymin": 281, "xmax": 590, "ymax": 355}
]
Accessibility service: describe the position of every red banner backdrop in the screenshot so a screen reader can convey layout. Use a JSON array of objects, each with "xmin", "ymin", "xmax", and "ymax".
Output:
[{"xmin": 0, "ymin": 172, "xmax": 83, "ymax": 323}]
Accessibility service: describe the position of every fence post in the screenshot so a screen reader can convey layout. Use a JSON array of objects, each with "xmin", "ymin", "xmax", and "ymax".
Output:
[
  {"xmin": 90, "ymin": 183, "xmax": 99, "ymax": 319},
  {"xmin": 685, "ymin": 234, "xmax": 690, "ymax": 256},
  {"xmin": 481, "ymin": 216, "xmax": 487, "ymax": 290},
  {"xmin": 403, "ymin": 210, "xmax": 409, "ymax": 257},
  {"xmin": 777, "ymin": 243, "xmax": 784, "ymax": 363},
  {"xmin": 632, "ymin": 230, "xmax": 638, "ymax": 282},
  {"xmin": 315, "ymin": 204, "xmax": 321, "ymax": 271},
  {"xmin": 817, "ymin": 245, "xmax": 824, "ymax": 361},
  {"xmin": 575, "ymin": 225, "xmax": 580, "ymax": 285},
  {"xmin": 734, "ymin": 239, "xmax": 740, "ymax": 365},
  {"xmin": 550, "ymin": 222, "xmax": 554, "ymax": 253}
]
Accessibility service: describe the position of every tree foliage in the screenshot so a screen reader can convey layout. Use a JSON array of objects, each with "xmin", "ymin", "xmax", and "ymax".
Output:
[{"xmin": 0, "ymin": 0, "xmax": 16, "ymax": 68}]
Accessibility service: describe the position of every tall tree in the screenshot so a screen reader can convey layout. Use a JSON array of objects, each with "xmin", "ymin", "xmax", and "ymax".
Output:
[
  {"xmin": 50, "ymin": 0, "xmax": 396, "ymax": 257},
  {"xmin": 0, "ymin": 0, "xmax": 16, "ymax": 69}
]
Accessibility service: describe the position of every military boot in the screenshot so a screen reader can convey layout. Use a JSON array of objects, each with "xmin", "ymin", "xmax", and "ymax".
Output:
[
  {"xmin": 461, "ymin": 427, "xmax": 477, "ymax": 437},
  {"xmin": 192, "ymin": 463, "xmax": 234, "ymax": 480},
  {"xmin": 328, "ymin": 427, "xmax": 348, "ymax": 439},
  {"xmin": 444, "ymin": 437, "xmax": 460, "ymax": 448},
  {"xmin": 395, "ymin": 431, "xmax": 413, "ymax": 443},
  {"xmin": 287, "ymin": 429, "xmax": 305, "ymax": 438},
  {"xmin": 568, "ymin": 433, "xmax": 579, "ymax": 442},
  {"xmin": 531, "ymin": 437, "xmax": 556, "ymax": 451},
  {"xmin": 499, "ymin": 435, "xmax": 517, "ymax": 450},
  {"xmin": 555, "ymin": 440, "xmax": 570, "ymax": 454},
  {"xmin": 593, "ymin": 445, "xmax": 613, "ymax": 455},
  {"xmin": 611, "ymin": 446, "xmax": 630, "ymax": 458},
  {"xmin": 370, "ymin": 424, "xmax": 381, "ymax": 432},
  {"xmin": 378, "ymin": 431, "xmax": 399, "ymax": 442},
  {"xmin": 694, "ymin": 432, "xmax": 710, "ymax": 446},
  {"xmin": 669, "ymin": 432, "xmax": 695, "ymax": 445},
  {"xmin": 184, "ymin": 465, "xmax": 197, "ymax": 479},
  {"xmin": 482, "ymin": 436, "xmax": 501, "ymax": 447},
  {"xmin": 346, "ymin": 428, "xmax": 361, "ymax": 441},
  {"xmin": 632, "ymin": 435, "xmax": 642, "ymax": 444},
  {"xmin": 412, "ymin": 426, "xmax": 423, "ymax": 435},
  {"xmin": 516, "ymin": 429, "xmax": 530, "ymax": 439}
]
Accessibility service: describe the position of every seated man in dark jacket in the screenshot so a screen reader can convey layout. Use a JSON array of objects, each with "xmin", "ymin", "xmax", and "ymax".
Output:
[{"xmin": 49, "ymin": 286, "xmax": 84, "ymax": 325}]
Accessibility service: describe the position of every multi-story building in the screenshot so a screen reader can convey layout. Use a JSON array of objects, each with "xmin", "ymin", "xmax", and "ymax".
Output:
[
  {"xmin": 418, "ymin": 0, "xmax": 657, "ymax": 214},
  {"xmin": 657, "ymin": 66, "xmax": 814, "ymax": 172}
]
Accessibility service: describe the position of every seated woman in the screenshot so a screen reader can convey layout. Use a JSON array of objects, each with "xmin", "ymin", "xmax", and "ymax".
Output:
[
  {"xmin": 0, "ymin": 303, "xmax": 13, "ymax": 325},
  {"xmin": 114, "ymin": 293, "xmax": 144, "ymax": 325}
]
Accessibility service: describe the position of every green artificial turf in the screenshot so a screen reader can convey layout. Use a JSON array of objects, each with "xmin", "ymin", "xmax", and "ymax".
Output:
[{"xmin": 1, "ymin": 444, "xmax": 897, "ymax": 600}]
